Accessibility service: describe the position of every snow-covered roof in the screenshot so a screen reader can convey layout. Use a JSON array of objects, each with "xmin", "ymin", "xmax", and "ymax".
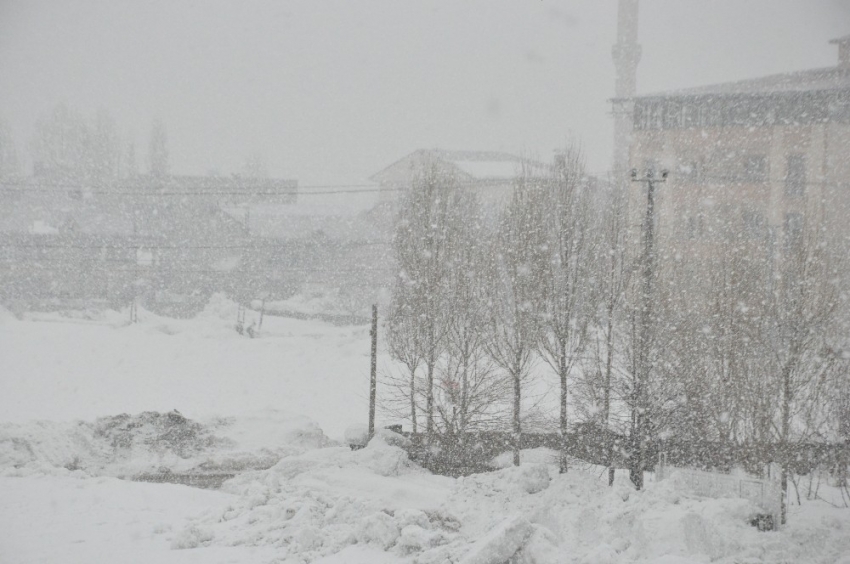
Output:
[
  {"xmin": 0, "ymin": 191, "xmax": 136, "ymax": 236},
  {"xmin": 632, "ymin": 66, "xmax": 850, "ymax": 100},
  {"xmin": 370, "ymin": 149, "xmax": 549, "ymax": 185},
  {"xmin": 451, "ymin": 159, "xmax": 522, "ymax": 180}
]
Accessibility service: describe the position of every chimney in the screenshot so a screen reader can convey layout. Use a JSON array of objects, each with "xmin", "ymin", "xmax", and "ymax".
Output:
[{"xmin": 830, "ymin": 35, "xmax": 850, "ymax": 68}]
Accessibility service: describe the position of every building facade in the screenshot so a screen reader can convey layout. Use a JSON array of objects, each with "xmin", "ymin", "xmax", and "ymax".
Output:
[{"xmin": 620, "ymin": 36, "xmax": 850, "ymax": 262}]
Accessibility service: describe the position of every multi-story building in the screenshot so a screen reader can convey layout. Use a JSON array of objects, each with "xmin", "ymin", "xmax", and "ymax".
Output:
[{"xmin": 618, "ymin": 35, "xmax": 850, "ymax": 261}]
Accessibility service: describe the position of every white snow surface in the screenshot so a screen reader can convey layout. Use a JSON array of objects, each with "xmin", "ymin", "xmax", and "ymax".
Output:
[
  {"xmin": 2, "ymin": 300, "xmax": 850, "ymax": 563},
  {"xmin": 0, "ymin": 295, "xmax": 375, "ymax": 440}
]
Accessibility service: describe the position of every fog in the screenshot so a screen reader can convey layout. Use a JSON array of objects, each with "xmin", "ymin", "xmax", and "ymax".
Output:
[
  {"xmin": 1, "ymin": 0, "xmax": 847, "ymax": 182},
  {"xmin": 3, "ymin": 3, "xmax": 850, "ymax": 562}
]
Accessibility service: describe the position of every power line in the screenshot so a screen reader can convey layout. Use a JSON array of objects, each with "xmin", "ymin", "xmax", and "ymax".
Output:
[
  {"xmin": 0, "ymin": 183, "xmax": 397, "ymax": 196},
  {"xmin": 0, "ymin": 241, "xmax": 392, "ymax": 250},
  {"xmin": 0, "ymin": 175, "xmax": 616, "ymax": 196},
  {"xmin": 0, "ymin": 260, "xmax": 395, "ymax": 274}
]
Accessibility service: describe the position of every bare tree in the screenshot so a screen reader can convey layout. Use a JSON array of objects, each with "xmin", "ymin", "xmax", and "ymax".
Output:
[
  {"xmin": 758, "ymin": 222, "xmax": 842, "ymax": 523},
  {"xmin": 242, "ymin": 152, "xmax": 269, "ymax": 179},
  {"xmin": 579, "ymin": 178, "xmax": 631, "ymax": 485},
  {"xmin": 31, "ymin": 103, "xmax": 122, "ymax": 181},
  {"xmin": 437, "ymin": 189, "xmax": 509, "ymax": 434},
  {"xmin": 148, "ymin": 118, "xmax": 169, "ymax": 178},
  {"xmin": 537, "ymin": 149, "xmax": 596, "ymax": 473},
  {"xmin": 0, "ymin": 118, "xmax": 19, "ymax": 178},
  {"xmin": 384, "ymin": 287, "xmax": 424, "ymax": 433},
  {"xmin": 391, "ymin": 157, "xmax": 456, "ymax": 438},
  {"xmin": 486, "ymin": 167, "xmax": 549, "ymax": 466}
]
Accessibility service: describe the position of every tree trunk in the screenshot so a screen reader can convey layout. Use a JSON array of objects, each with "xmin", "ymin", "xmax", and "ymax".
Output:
[
  {"xmin": 410, "ymin": 369, "xmax": 417, "ymax": 434},
  {"xmin": 604, "ymin": 303, "xmax": 615, "ymax": 486},
  {"xmin": 559, "ymin": 343, "xmax": 569, "ymax": 474},
  {"xmin": 513, "ymin": 353, "xmax": 522, "ymax": 467},
  {"xmin": 780, "ymin": 359, "xmax": 793, "ymax": 525},
  {"xmin": 460, "ymin": 343, "xmax": 469, "ymax": 433},
  {"xmin": 426, "ymin": 357, "xmax": 435, "ymax": 439}
]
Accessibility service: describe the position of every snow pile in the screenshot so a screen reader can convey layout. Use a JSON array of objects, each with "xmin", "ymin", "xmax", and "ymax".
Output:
[
  {"xmin": 3, "ymin": 413, "xmax": 850, "ymax": 563},
  {"xmin": 0, "ymin": 409, "xmax": 332, "ymax": 478},
  {"xmin": 173, "ymin": 435, "xmax": 459, "ymax": 561},
  {"xmin": 265, "ymin": 288, "xmax": 346, "ymax": 317},
  {"xmin": 198, "ymin": 292, "xmax": 241, "ymax": 323},
  {"xmin": 0, "ymin": 419, "xmax": 107, "ymax": 476},
  {"xmin": 456, "ymin": 514, "xmax": 534, "ymax": 564},
  {"xmin": 173, "ymin": 448, "xmax": 850, "ymax": 564}
]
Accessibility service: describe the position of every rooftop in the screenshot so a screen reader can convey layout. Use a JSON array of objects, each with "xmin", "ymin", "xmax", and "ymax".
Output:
[
  {"xmin": 626, "ymin": 34, "xmax": 850, "ymax": 100},
  {"xmin": 632, "ymin": 66, "xmax": 850, "ymax": 100},
  {"xmin": 370, "ymin": 149, "xmax": 550, "ymax": 185}
]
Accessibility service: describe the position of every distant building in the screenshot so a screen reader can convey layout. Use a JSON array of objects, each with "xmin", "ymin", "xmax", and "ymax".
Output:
[
  {"xmin": 370, "ymin": 149, "xmax": 549, "ymax": 205},
  {"xmin": 0, "ymin": 172, "xmax": 296, "ymax": 309},
  {"xmin": 617, "ymin": 35, "xmax": 850, "ymax": 258}
]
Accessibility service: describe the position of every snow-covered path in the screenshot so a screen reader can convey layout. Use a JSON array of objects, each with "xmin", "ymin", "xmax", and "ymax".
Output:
[{"xmin": 0, "ymin": 476, "xmax": 280, "ymax": 564}]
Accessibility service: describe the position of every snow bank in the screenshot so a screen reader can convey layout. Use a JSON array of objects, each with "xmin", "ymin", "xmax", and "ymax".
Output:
[
  {"xmin": 174, "ymin": 438, "xmax": 456, "ymax": 562},
  {"xmin": 4, "ymin": 427, "xmax": 850, "ymax": 564},
  {"xmin": 457, "ymin": 514, "xmax": 533, "ymax": 564},
  {"xmin": 0, "ymin": 409, "xmax": 331, "ymax": 477}
]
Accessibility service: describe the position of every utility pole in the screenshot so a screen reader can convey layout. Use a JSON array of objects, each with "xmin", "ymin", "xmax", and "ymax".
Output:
[
  {"xmin": 368, "ymin": 304, "xmax": 378, "ymax": 439},
  {"xmin": 630, "ymin": 167, "xmax": 667, "ymax": 490}
]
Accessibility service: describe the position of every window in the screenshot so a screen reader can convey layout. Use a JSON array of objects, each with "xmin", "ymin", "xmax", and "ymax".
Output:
[
  {"xmin": 664, "ymin": 103, "xmax": 682, "ymax": 129},
  {"xmin": 651, "ymin": 104, "xmax": 664, "ymax": 129},
  {"xmin": 742, "ymin": 209, "xmax": 766, "ymax": 239},
  {"xmin": 677, "ymin": 160, "xmax": 702, "ymax": 183},
  {"xmin": 687, "ymin": 215, "xmax": 704, "ymax": 240},
  {"xmin": 785, "ymin": 154, "xmax": 806, "ymax": 197},
  {"xmin": 742, "ymin": 155, "xmax": 768, "ymax": 183},
  {"xmin": 682, "ymin": 104, "xmax": 699, "ymax": 128},
  {"xmin": 784, "ymin": 212, "xmax": 804, "ymax": 250}
]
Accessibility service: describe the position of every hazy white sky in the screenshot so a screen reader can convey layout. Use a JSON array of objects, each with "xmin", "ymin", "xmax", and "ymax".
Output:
[{"xmin": 1, "ymin": 0, "xmax": 849, "ymax": 186}]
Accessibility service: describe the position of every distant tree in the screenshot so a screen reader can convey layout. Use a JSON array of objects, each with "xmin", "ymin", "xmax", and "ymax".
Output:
[
  {"xmin": 537, "ymin": 149, "xmax": 597, "ymax": 473},
  {"xmin": 384, "ymin": 288, "xmax": 424, "ymax": 433},
  {"xmin": 759, "ymin": 222, "xmax": 843, "ymax": 523},
  {"xmin": 148, "ymin": 118, "xmax": 169, "ymax": 177},
  {"xmin": 125, "ymin": 140, "xmax": 138, "ymax": 177},
  {"xmin": 486, "ymin": 167, "xmax": 549, "ymax": 466},
  {"xmin": 242, "ymin": 152, "xmax": 269, "ymax": 179},
  {"xmin": 436, "ymin": 188, "xmax": 508, "ymax": 435},
  {"xmin": 32, "ymin": 103, "xmax": 122, "ymax": 182},
  {"xmin": 0, "ymin": 118, "xmax": 20, "ymax": 178},
  {"xmin": 91, "ymin": 108, "xmax": 121, "ymax": 179},
  {"xmin": 584, "ymin": 179, "xmax": 631, "ymax": 485},
  {"xmin": 391, "ymin": 157, "xmax": 457, "ymax": 438}
]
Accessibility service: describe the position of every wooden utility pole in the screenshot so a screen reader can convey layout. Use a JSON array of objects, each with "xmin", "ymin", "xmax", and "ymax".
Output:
[
  {"xmin": 630, "ymin": 167, "xmax": 667, "ymax": 490},
  {"xmin": 368, "ymin": 304, "xmax": 378, "ymax": 439},
  {"xmin": 258, "ymin": 295, "xmax": 267, "ymax": 331}
]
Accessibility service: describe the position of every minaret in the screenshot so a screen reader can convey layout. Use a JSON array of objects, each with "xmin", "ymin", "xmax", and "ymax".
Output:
[{"xmin": 612, "ymin": 0, "xmax": 641, "ymax": 176}]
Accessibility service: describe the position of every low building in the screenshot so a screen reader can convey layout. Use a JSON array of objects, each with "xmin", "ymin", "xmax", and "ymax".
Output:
[
  {"xmin": 370, "ymin": 149, "xmax": 549, "ymax": 205},
  {"xmin": 0, "ymin": 174, "xmax": 276, "ymax": 310}
]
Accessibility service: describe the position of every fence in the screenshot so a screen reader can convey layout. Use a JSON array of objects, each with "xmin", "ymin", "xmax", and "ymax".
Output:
[{"xmin": 657, "ymin": 454, "xmax": 782, "ymax": 529}]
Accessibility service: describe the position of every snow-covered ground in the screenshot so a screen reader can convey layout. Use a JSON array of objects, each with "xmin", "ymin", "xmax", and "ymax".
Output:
[
  {"xmin": 2, "ymin": 300, "xmax": 850, "ymax": 564},
  {"xmin": 0, "ymin": 296, "xmax": 377, "ymax": 440}
]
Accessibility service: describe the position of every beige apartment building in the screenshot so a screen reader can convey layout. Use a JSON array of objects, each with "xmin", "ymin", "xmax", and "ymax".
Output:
[{"xmin": 619, "ymin": 35, "xmax": 850, "ymax": 262}]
